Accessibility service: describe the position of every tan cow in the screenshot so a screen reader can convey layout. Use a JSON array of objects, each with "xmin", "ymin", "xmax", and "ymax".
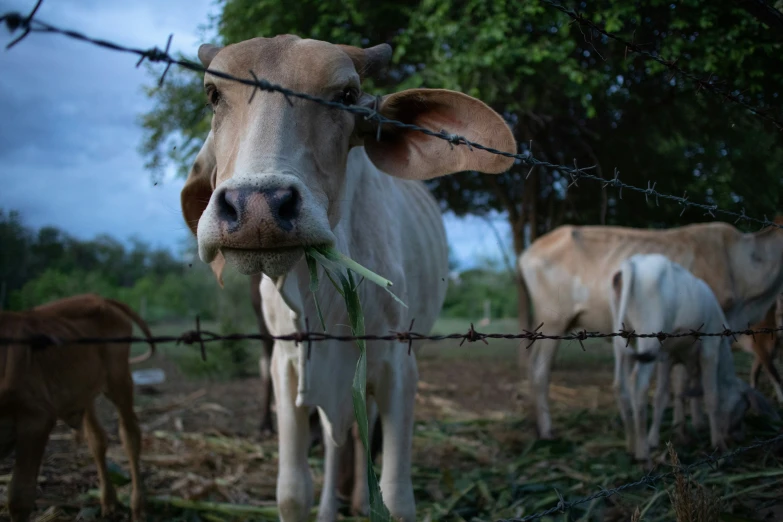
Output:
[
  {"xmin": 518, "ymin": 222, "xmax": 783, "ymax": 440},
  {"xmin": 180, "ymin": 34, "xmax": 515, "ymax": 521},
  {"xmin": 0, "ymin": 294, "xmax": 155, "ymax": 522}
]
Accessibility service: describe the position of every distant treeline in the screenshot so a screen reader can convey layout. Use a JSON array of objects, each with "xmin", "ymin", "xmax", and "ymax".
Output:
[
  {"xmin": 1, "ymin": 208, "xmax": 518, "ymax": 322},
  {"xmin": 0, "ymin": 209, "xmax": 218, "ymax": 321}
]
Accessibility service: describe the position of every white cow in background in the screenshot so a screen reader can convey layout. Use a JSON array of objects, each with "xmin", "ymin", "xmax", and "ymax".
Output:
[{"xmin": 609, "ymin": 253, "xmax": 778, "ymax": 462}]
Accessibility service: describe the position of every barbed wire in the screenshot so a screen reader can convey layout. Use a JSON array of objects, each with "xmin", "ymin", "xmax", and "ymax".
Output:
[
  {"xmin": 2, "ymin": 318, "xmax": 782, "ymax": 352},
  {"xmin": 2, "ymin": 7, "xmax": 783, "ymax": 231},
  {"xmin": 542, "ymin": 0, "xmax": 783, "ymax": 132},
  {"xmin": 499, "ymin": 432, "xmax": 783, "ymax": 521}
]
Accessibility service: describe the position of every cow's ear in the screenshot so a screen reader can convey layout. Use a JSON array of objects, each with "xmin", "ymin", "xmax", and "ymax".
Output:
[
  {"xmin": 361, "ymin": 88, "xmax": 516, "ymax": 180},
  {"xmin": 337, "ymin": 43, "xmax": 392, "ymax": 81},
  {"xmin": 198, "ymin": 44, "xmax": 223, "ymax": 68},
  {"xmin": 180, "ymin": 133, "xmax": 225, "ymax": 288}
]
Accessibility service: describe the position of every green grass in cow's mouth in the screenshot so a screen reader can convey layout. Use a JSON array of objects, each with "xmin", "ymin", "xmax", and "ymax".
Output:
[{"xmin": 303, "ymin": 245, "xmax": 407, "ymax": 522}]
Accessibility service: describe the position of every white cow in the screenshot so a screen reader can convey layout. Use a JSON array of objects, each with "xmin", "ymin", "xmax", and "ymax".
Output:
[
  {"xmin": 179, "ymin": 35, "xmax": 516, "ymax": 521},
  {"xmin": 184, "ymin": 133, "xmax": 380, "ymax": 514},
  {"xmin": 609, "ymin": 253, "xmax": 778, "ymax": 462}
]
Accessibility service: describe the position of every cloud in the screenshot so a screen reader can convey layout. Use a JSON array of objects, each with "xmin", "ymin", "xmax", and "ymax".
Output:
[
  {"xmin": 0, "ymin": 0, "xmax": 216, "ymax": 251},
  {"xmin": 0, "ymin": 0, "xmax": 512, "ymax": 270}
]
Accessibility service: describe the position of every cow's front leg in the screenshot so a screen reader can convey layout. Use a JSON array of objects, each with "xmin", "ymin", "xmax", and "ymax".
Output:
[
  {"xmin": 272, "ymin": 349, "xmax": 314, "ymax": 522},
  {"xmin": 630, "ymin": 358, "xmax": 656, "ymax": 463},
  {"xmin": 375, "ymin": 355, "xmax": 417, "ymax": 522},
  {"xmin": 648, "ymin": 354, "xmax": 672, "ymax": 449}
]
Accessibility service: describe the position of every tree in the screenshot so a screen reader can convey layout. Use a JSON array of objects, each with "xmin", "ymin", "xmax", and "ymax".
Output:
[{"xmin": 138, "ymin": 0, "xmax": 783, "ymax": 265}]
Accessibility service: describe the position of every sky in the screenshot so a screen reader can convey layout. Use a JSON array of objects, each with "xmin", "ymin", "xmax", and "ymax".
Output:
[{"xmin": 0, "ymin": 0, "xmax": 515, "ymax": 271}]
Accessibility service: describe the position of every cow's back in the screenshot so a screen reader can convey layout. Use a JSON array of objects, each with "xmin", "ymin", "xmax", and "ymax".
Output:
[
  {"xmin": 520, "ymin": 223, "xmax": 736, "ymax": 331},
  {"xmin": 0, "ymin": 298, "xmax": 132, "ymax": 425}
]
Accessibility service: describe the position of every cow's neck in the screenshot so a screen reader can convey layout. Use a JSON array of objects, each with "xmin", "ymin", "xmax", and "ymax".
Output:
[{"xmin": 727, "ymin": 227, "xmax": 783, "ymax": 328}]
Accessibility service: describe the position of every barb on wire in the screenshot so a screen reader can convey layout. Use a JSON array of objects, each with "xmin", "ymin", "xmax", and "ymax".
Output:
[
  {"xmin": 2, "ymin": 319, "xmax": 783, "ymax": 348},
  {"xmin": 496, "ymin": 432, "xmax": 783, "ymax": 522},
  {"xmin": 542, "ymin": 0, "xmax": 783, "ymax": 132},
  {"xmin": 2, "ymin": 9, "xmax": 783, "ymax": 230}
]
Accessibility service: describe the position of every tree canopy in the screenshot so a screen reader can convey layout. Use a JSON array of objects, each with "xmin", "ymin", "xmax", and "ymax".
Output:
[{"xmin": 139, "ymin": 0, "xmax": 783, "ymax": 255}]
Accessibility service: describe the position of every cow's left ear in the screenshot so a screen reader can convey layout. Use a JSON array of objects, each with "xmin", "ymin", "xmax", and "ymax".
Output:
[
  {"xmin": 361, "ymin": 88, "xmax": 516, "ymax": 180},
  {"xmin": 180, "ymin": 132, "xmax": 226, "ymax": 287}
]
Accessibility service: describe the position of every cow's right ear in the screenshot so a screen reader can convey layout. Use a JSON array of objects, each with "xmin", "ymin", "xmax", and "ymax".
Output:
[
  {"xmin": 181, "ymin": 134, "xmax": 226, "ymax": 287},
  {"xmin": 361, "ymin": 88, "xmax": 516, "ymax": 180}
]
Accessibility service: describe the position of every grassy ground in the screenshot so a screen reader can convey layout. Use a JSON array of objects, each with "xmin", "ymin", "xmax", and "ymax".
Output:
[{"xmin": 1, "ymin": 317, "xmax": 781, "ymax": 521}]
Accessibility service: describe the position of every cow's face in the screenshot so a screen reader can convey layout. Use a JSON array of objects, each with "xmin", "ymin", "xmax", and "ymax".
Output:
[
  {"xmin": 181, "ymin": 35, "xmax": 515, "ymax": 281},
  {"xmin": 727, "ymin": 380, "xmax": 780, "ymax": 442}
]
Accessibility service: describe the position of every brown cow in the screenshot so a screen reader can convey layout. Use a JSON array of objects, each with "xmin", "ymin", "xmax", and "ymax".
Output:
[
  {"xmin": 518, "ymin": 221, "xmax": 783, "ymax": 440},
  {"xmin": 0, "ymin": 294, "xmax": 155, "ymax": 522}
]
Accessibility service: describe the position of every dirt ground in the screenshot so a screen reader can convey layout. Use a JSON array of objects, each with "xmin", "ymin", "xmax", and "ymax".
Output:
[{"xmin": 1, "ymin": 339, "xmax": 782, "ymax": 522}]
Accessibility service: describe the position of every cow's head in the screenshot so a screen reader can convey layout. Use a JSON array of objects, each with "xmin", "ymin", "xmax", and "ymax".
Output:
[
  {"xmin": 726, "ymin": 379, "xmax": 780, "ymax": 442},
  {"xmin": 181, "ymin": 35, "xmax": 516, "ymax": 282}
]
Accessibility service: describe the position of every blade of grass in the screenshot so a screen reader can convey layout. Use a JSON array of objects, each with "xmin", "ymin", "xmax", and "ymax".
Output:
[
  {"xmin": 342, "ymin": 270, "xmax": 392, "ymax": 522},
  {"xmin": 313, "ymin": 245, "xmax": 393, "ymax": 288},
  {"xmin": 310, "ymin": 245, "xmax": 408, "ymax": 308},
  {"xmin": 305, "ymin": 252, "xmax": 327, "ymax": 331}
]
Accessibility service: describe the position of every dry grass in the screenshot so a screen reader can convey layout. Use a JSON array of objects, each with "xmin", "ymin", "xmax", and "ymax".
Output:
[
  {"xmin": 666, "ymin": 442, "xmax": 723, "ymax": 522},
  {"xmin": 1, "ymin": 322, "xmax": 782, "ymax": 522}
]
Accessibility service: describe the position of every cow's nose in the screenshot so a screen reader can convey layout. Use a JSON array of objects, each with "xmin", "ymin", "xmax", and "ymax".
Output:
[{"xmin": 216, "ymin": 186, "xmax": 301, "ymax": 232}]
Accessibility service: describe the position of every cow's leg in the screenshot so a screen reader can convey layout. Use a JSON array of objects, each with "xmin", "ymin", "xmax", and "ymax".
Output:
[
  {"xmin": 106, "ymin": 371, "xmax": 145, "ymax": 522},
  {"xmin": 648, "ymin": 354, "xmax": 672, "ymax": 449},
  {"xmin": 83, "ymin": 404, "xmax": 117, "ymax": 517},
  {"xmin": 699, "ymin": 341, "xmax": 726, "ymax": 451},
  {"xmin": 316, "ymin": 417, "xmax": 340, "ymax": 522},
  {"xmin": 670, "ymin": 363, "xmax": 688, "ymax": 442},
  {"xmin": 375, "ymin": 356, "xmax": 417, "ymax": 522},
  {"xmin": 336, "ymin": 424, "xmax": 356, "ymax": 504},
  {"xmin": 350, "ymin": 400, "xmax": 377, "ymax": 516},
  {"xmin": 273, "ymin": 350, "xmax": 313, "ymax": 522},
  {"xmin": 258, "ymin": 325, "xmax": 276, "ymax": 435},
  {"xmin": 630, "ymin": 357, "xmax": 656, "ymax": 463},
  {"xmin": 750, "ymin": 357, "xmax": 763, "ymax": 389},
  {"xmin": 612, "ymin": 340, "xmax": 635, "ymax": 454},
  {"xmin": 687, "ymin": 362, "xmax": 706, "ymax": 432},
  {"xmin": 757, "ymin": 348, "xmax": 783, "ymax": 403},
  {"xmin": 8, "ymin": 414, "xmax": 53, "ymax": 522},
  {"xmin": 528, "ymin": 336, "xmax": 561, "ymax": 440}
]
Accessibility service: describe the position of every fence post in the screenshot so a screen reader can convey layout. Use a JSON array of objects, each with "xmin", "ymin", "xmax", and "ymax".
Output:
[{"xmin": 0, "ymin": 281, "xmax": 6, "ymax": 311}]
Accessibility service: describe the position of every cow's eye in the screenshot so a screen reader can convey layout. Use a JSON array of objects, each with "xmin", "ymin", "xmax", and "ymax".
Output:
[
  {"xmin": 336, "ymin": 87, "xmax": 359, "ymax": 106},
  {"xmin": 206, "ymin": 85, "xmax": 221, "ymax": 110}
]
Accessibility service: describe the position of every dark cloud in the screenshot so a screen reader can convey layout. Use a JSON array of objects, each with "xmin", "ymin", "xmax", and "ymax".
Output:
[{"xmin": 0, "ymin": 0, "xmax": 506, "ymax": 268}]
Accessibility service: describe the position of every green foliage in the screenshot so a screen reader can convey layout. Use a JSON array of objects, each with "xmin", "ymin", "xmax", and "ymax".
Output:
[
  {"xmin": 139, "ymin": 0, "xmax": 783, "ymax": 254},
  {"xmin": 441, "ymin": 266, "xmax": 518, "ymax": 320},
  {"xmin": 0, "ymin": 210, "xmax": 247, "ymax": 325}
]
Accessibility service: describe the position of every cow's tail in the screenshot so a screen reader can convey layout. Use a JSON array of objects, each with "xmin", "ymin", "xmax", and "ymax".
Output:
[
  {"xmin": 104, "ymin": 298, "xmax": 157, "ymax": 364},
  {"xmin": 611, "ymin": 260, "xmax": 637, "ymax": 359}
]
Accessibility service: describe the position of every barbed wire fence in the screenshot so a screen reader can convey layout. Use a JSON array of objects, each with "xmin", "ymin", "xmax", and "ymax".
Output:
[{"xmin": 2, "ymin": 2, "xmax": 783, "ymax": 522}]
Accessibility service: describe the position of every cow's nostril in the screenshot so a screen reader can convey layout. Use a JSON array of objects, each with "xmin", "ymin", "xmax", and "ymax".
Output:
[
  {"xmin": 266, "ymin": 187, "xmax": 300, "ymax": 231},
  {"xmin": 217, "ymin": 188, "xmax": 241, "ymax": 226},
  {"xmin": 277, "ymin": 187, "xmax": 300, "ymax": 222}
]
